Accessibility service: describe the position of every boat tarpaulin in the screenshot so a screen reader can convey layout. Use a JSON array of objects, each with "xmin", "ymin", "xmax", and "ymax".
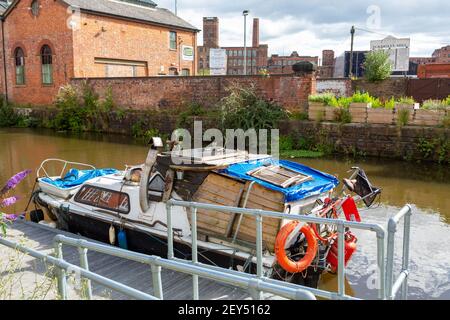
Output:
[
  {"xmin": 220, "ymin": 159, "xmax": 339, "ymax": 203},
  {"xmin": 41, "ymin": 168, "xmax": 119, "ymax": 189}
]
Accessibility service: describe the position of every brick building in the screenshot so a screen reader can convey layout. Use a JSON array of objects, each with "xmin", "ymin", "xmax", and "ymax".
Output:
[
  {"xmin": 432, "ymin": 45, "xmax": 450, "ymax": 64},
  {"xmin": 267, "ymin": 51, "xmax": 318, "ymax": 75},
  {"xmin": 318, "ymin": 50, "xmax": 334, "ymax": 78},
  {"xmin": 197, "ymin": 17, "xmax": 269, "ymax": 75},
  {"xmin": 0, "ymin": 0, "xmax": 199, "ymax": 105}
]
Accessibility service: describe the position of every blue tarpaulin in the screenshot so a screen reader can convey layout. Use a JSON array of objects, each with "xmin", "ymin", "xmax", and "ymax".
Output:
[
  {"xmin": 220, "ymin": 159, "xmax": 339, "ymax": 203},
  {"xmin": 41, "ymin": 168, "xmax": 119, "ymax": 189}
]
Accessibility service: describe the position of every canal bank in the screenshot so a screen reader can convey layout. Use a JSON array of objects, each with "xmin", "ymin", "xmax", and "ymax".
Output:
[
  {"xmin": 1, "ymin": 127, "xmax": 449, "ymax": 299},
  {"xmin": 6, "ymin": 107, "xmax": 450, "ymax": 164}
]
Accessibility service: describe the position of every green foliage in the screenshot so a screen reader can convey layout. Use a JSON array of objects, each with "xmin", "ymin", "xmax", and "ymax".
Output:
[
  {"xmin": 417, "ymin": 137, "xmax": 437, "ymax": 159},
  {"xmin": 288, "ymin": 111, "xmax": 309, "ymax": 120},
  {"xmin": 397, "ymin": 109, "xmax": 410, "ymax": 127},
  {"xmin": 308, "ymin": 92, "xmax": 336, "ymax": 106},
  {"xmin": 422, "ymin": 99, "xmax": 446, "ymax": 110},
  {"xmin": 176, "ymin": 102, "xmax": 207, "ymax": 128},
  {"xmin": 131, "ymin": 120, "xmax": 168, "ymax": 143},
  {"xmin": 280, "ymin": 150, "xmax": 325, "ymax": 159},
  {"xmin": 384, "ymin": 97, "xmax": 396, "ymax": 109},
  {"xmin": 363, "ymin": 50, "xmax": 393, "ymax": 82},
  {"xmin": 0, "ymin": 102, "xmax": 21, "ymax": 127},
  {"xmin": 278, "ymin": 134, "xmax": 325, "ymax": 159},
  {"xmin": 444, "ymin": 95, "xmax": 450, "ymax": 106},
  {"xmin": 279, "ymin": 135, "xmax": 295, "ymax": 151},
  {"xmin": 219, "ymin": 84, "xmax": 288, "ymax": 131},
  {"xmin": 334, "ymin": 107, "xmax": 352, "ymax": 123},
  {"xmin": 442, "ymin": 115, "xmax": 450, "ymax": 129},
  {"xmin": 397, "ymin": 96, "xmax": 416, "ymax": 105}
]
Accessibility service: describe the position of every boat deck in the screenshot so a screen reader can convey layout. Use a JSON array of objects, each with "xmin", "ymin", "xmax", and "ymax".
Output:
[{"xmin": 1, "ymin": 219, "xmax": 281, "ymax": 300}]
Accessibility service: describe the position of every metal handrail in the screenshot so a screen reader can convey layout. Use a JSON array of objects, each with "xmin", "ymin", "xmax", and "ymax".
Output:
[
  {"xmin": 166, "ymin": 199, "xmax": 389, "ymax": 300},
  {"xmin": 386, "ymin": 205, "xmax": 413, "ymax": 300},
  {"xmin": 37, "ymin": 158, "xmax": 96, "ymax": 179},
  {"xmin": 53, "ymin": 234, "xmax": 316, "ymax": 301},
  {"xmin": 0, "ymin": 237, "xmax": 158, "ymax": 300}
]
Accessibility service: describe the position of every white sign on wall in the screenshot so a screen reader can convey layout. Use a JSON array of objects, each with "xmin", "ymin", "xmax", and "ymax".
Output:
[
  {"xmin": 370, "ymin": 36, "xmax": 410, "ymax": 72},
  {"xmin": 210, "ymin": 49, "xmax": 227, "ymax": 75},
  {"xmin": 182, "ymin": 45, "xmax": 194, "ymax": 61}
]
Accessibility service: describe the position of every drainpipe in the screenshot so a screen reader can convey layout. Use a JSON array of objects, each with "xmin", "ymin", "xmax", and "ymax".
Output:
[{"xmin": 1, "ymin": 17, "xmax": 8, "ymax": 104}]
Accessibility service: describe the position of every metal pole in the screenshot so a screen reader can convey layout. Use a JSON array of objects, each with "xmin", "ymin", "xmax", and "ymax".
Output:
[
  {"xmin": 349, "ymin": 26, "xmax": 355, "ymax": 78},
  {"xmin": 376, "ymin": 231, "xmax": 386, "ymax": 299},
  {"xmin": 54, "ymin": 242, "xmax": 67, "ymax": 300},
  {"xmin": 78, "ymin": 247, "xmax": 93, "ymax": 300},
  {"xmin": 151, "ymin": 265, "xmax": 164, "ymax": 299},
  {"xmin": 166, "ymin": 203, "xmax": 174, "ymax": 260},
  {"xmin": 191, "ymin": 207, "xmax": 199, "ymax": 300},
  {"xmin": 401, "ymin": 208, "xmax": 412, "ymax": 300},
  {"xmin": 337, "ymin": 222, "xmax": 346, "ymax": 298},
  {"xmin": 175, "ymin": 0, "xmax": 178, "ymax": 16},
  {"xmin": 386, "ymin": 218, "xmax": 396, "ymax": 300}
]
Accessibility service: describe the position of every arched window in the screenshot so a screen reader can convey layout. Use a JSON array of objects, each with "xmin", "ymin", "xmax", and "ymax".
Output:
[
  {"xmin": 41, "ymin": 45, "xmax": 53, "ymax": 84},
  {"xmin": 14, "ymin": 48, "xmax": 25, "ymax": 85}
]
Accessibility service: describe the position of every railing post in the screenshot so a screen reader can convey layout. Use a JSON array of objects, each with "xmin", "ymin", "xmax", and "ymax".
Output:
[
  {"xmin": 254, "ymin": 214, "xmax": 263, "ymax": 300},
  {"xmin": 54, "ymin": 241, "xmax": 67, "ymax": 300},
  {"xmin": 401, "ymin": 208, "xmax": 412, "ymax": 300},
  {"xmin": 78, "ymin": 247, "xmax": 93, "ymax": 300},
  {"xmin": 151, "ymin": 265, "xmax": 164, "ymax": 300},
  {"xmin": 166, "ymin": 202, "xmax": 174, "ymax": 260},
  {"xmin": 191, "ymin": 207, "xmax": 199, "ymax": 300},
  {"xmin": 385, "ymin": 218, "xmax": 397, "ymax": 300},
  {"xmin": 376, "ymin": 230, "xmax": 386, "ymax": 300},
  {"xmin": 337, "ymin": 222, "xmax": 346, "ymax": 298}
]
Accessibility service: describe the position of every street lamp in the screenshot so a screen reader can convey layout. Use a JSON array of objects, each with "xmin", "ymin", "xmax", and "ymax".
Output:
[{"xmin": 243, "ymin": 10, "xmax": 249, "ymax": 75}]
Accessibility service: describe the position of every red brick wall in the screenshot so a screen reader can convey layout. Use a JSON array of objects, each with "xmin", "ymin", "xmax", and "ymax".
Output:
[
  {"xmin": 70, "ymin": 74, "xmax": 316, "ymax": 112},
  {"xmin": 417, "ymin": 64, "xmax": 450, "ymax": 78},
  {"xmin": 3, "ymin": 0, "xmax": 74, "ymax": 105},
  {"xmin": 72, "ymin": 12, "xmax": 197, "ymax": 78}
]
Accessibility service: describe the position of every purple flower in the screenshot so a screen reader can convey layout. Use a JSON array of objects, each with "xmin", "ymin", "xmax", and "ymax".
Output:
[
  {"xmin": 0, "ymin": 170, "xmax": 32, "ymax": 196},
  {"xmin": 3, "ymin": 214, "xmax": 18, "ymax": 222},
  {"xmin": 0, "ymin": 196, "xmax": 19, "ymax": 208}
]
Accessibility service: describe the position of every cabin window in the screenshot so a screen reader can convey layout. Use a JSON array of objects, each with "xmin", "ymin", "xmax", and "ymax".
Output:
[
  {"xmin": 247, "ymin": 165, "xmax": 313, "ymax": 188},
  {"xmin": 75, "ymin": 185, "xmax": 130, "ymax": 214},
  {"xmin": 41, "ymin": 45, "xmax": 53, "ymax": 84},
  {"xmin": 14, "ymin": 48, "xmax": 25, "ymax": 85},
  {"xmin": 181, "ymin": 68, "xmax": 190, "ymax": 76},
  {"xmin": 148, "ymin": 173, "xmax": 165, "ymax": 202}
]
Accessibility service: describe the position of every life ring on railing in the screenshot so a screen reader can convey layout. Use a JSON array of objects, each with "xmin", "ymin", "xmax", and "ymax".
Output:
[{"xmin": 275, "ymin": 222, "xmax": 318, "ymax": 273}]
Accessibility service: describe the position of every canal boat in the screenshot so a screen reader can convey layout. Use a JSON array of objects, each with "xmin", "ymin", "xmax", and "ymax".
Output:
[{"xmin": 32, "ymin": 139, "xmax": 380, "ymax": 288}]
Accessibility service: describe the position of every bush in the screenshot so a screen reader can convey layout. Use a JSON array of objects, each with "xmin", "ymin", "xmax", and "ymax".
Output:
[
  {"xmin": 363, "ymin": 50, "xmax": 392, "ymax": 82},
  {"xmin": 422, "ymin": 99, "xmax": 446, "ymax": 110},
  {"xmin": 219, "ymin": 84, "xmax": 288, "ymax": 131},
  {"xmin": 397, "ymin": 109, "xmax": 410, "ymax": 127},
  {"xmin": 308, "ymin": 92, "xmax": 336, "ymax": 106},
  {"xmin": 0, "ymin": 103, "xmax": 21, "ymax": 127},
  {"xmin": 176, "ymin": 102, "xmax": 207, "ymax": 128},
  {"xmin": 334, "ymin": 107, "xmax": 352, "ymax": 123},
  {"xmin": 397, "ymin": 96, "xmax": 416, "ymax": 105}
]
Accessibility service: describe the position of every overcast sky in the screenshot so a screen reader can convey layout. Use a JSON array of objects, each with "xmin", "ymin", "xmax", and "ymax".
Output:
[{"xmin": 157, "ymin": 0, "xmax": 449, "ymax": 60}]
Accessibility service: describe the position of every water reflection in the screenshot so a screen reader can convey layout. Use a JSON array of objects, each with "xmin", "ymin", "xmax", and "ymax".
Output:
[{"xmin": 1, "ymin": 128, "xmax": 449, "ymax": 300}]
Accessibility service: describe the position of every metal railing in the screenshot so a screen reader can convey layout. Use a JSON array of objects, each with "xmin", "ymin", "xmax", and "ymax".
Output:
[
  {"xmin": 166, "ymin": 200, "xmax": 413, "ymax": 300},
  {"xmin": 37, "ymin": 159, "xmax": 96, "ymax": 179},
  {"xmin": 52, "ymin": 235, "xmax": 316, "ymax": 300},
  {"xmin": 386, "ymin": 205, "xmax": 413, "ymax": 300},
  {"xmin": 0, "ymin": 237, "xmax": 158, "ymax": 300}
]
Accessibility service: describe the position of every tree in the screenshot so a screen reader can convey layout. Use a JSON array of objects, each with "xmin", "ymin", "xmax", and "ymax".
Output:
[{"xmin": 363, "ymin": 50, "xmax": 392, "ymax": 82}]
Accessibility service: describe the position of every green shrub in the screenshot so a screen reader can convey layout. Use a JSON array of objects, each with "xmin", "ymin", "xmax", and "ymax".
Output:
[
  {"xmin": 384, "ymin": 97, "xmax": 396, "ymax": 109},
  {"xmin": 219, "ymin": 84, "xmax": 287, "ymax": 131},
  {"xmin": 288, "ymin": 111, "xmax": 309, "ymax": 120},
  {"xmin": 397, "ymin": 109, "xmax": 410, "ymax": 127},
  {"xmin": 444, "ymin": 95, "xmax": 450, "ymax": 106},
  {"xmin": 308, "ymin": 92, "xmax": 336, "ymax": 106},
  {"xmin": 363, "ymin": 50, "xmax": 393, "ymax": 82},
  {"xmin": 279, "ymin": 135, "xmax": 295, "ymax": 151},
  {"xmin": 422, "ymin": 99, "xmax": 446, "ymax": 110},
  {"xmin": 176, "ymin": 102, "xmax": 207, "ymax": 128},
  {"xmin": 0, "ymin": 103, "xmax": 21, "ymax": 127},
  {"xmin": 334, "ymin": 107, "xmax": 352, "ymax": 123},
  {"xmin": 397, "ymin": 96, "xmax": 416, "ymax": 105}
]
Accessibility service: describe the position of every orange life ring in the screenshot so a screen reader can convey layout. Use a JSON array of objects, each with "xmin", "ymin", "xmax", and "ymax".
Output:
[{"xmin": 275, "ymin": 222, "xmax": 318, "ymax": 273}]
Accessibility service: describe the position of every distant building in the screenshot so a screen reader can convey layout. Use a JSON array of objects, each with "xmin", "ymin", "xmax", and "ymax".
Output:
[
  {"xmin": 267, "ymin": 51, "xmax": 318, "ymax": 75},
  {"xmin": 197, "ymin": 17, "xmax": 269, "ymax": 75},
  {"xmin": 418, "ymin": 63, "xmax": 450, "ymax": 78},
  {"xmin": 432, "ymin": 45, "xmax": 450, "ymax": 64},
  {"xmin": 334, "ymin": 51, "xmax": 368, "ymax": 78},
  {"xmin": 0, "ymin": 0, "xmax": 199, "ymax": 105},
  {"xmin": 318, "ymin": 50, "xmax": 335, "ymax": 78}
]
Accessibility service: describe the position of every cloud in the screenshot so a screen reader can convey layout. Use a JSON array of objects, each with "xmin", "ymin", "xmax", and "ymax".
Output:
[{"xmin": 156, "ymin": 0, "xmax": 449, "ymax": 57}]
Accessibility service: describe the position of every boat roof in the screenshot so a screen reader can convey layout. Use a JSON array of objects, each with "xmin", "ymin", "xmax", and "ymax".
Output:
[{"xmin": 219, "ymin": 158, "xmax": 340, "ymax": 203}]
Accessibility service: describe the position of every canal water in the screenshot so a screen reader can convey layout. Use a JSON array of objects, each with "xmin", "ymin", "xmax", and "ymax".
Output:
[{"xmin": 1, "ymin": 128, "xmax": 449, "ymax": 300}]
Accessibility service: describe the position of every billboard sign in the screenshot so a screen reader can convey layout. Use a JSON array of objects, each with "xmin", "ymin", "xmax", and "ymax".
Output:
[
  {"xmin": 370, "ymin": 36, "xmax": 410, "ymax": 72},
  {"xmin": 182, "ymin": 45, "xmax": 194, "ymax": 61},
  {"xmin": 210, "ymin": 48, "xmax": 227, "ymax": 75}
]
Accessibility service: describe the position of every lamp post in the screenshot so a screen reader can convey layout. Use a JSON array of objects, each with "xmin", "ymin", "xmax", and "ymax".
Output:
[{"xmin": 243, "ymin": 10, "xmax": 249, "ymax": 75}]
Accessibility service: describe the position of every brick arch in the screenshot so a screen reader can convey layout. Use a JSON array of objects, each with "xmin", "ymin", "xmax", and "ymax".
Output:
[
  {"xmin": 35, "ymin": 40, "xmax": 56, "ymax": 57},
  {"xmin": 11, "ymin": 42, "xmax": 28, "ymax": 57}
]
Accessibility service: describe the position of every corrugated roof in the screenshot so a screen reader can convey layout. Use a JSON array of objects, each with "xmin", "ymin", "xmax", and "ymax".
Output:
[{"xmin": 63, "ymin": 0, "xmax": 199, "ymax": 31}]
